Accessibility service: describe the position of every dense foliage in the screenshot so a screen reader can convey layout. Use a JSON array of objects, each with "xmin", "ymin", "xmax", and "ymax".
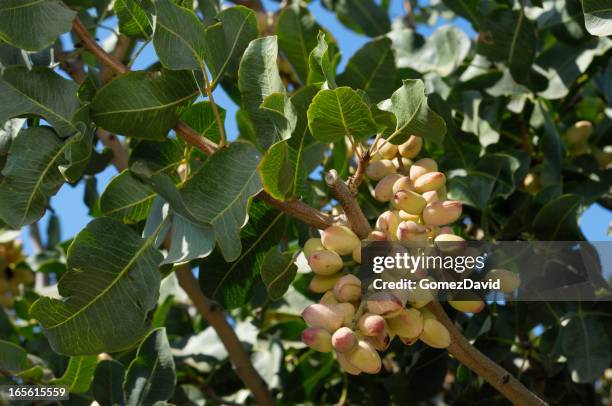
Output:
[{"xmin": 0, "ymin": 0, "xmax": 611, "ymax": 404}]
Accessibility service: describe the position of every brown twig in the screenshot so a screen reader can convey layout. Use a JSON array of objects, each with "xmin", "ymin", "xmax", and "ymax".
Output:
[
  {"xmin": 325, "ymin": 170, "xmax": 372, "ymax": 239},
  {"xmin": 347, "ymin": 150, "xmax": 370, "ymax": 195},
  {"xmin": 100, "ymin": 34, "xmax": 132, "ymax": 82},
  {"xmin": 403, "ymin": 0, "xmax": 416, "ymax": 29},
  {"xmin": 427, "ymin": 301, "xmax": 548, "ymax": 406},
  {"xmin": 175, "ymin": 265, "xmax": 275, "ymax": 406},
  {"xmin": 258, "ymin": 193, "xmax": 334, "ymax": 230},
  {"xmin": 97, "ymin": 129, "xmax": 129, "ymax": 172}
]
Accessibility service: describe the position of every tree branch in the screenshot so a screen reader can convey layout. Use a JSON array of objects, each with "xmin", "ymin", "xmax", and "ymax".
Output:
[
  {"xmin": 175, "ymin": 265, "xmax": 275, "ymax": 406},
  {"xmin": 325, "ymin": 170, "xmax": 372, "ymax": 239},
  {"xmin": 97, "ymin": 129, "xmax": 129, "ymax": 172},
  {"xmin": 347, "ymin": 150, "xmax": 370, "ymax": 195},
  {"xmin": 427, "ymin": 301, "xmax": 548, "ymax": 406},
  {"xmin": 258, "ymin": 193, "xmax": 334, "ymax": 229}
]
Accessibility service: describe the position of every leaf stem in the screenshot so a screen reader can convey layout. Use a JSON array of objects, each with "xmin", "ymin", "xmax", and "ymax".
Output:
[{"xmin": 197, "ymin": 61, "xmax": 227, "ymax": 147}]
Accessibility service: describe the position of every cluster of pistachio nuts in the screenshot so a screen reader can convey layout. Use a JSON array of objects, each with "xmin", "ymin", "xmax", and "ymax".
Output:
[
  {"xmin": 0, "ymin": 240, "xmax": 33, "ymax": 308},
  {"xmin": 300, "ymin": 136, "xmax": 520, "ymax": 375}
]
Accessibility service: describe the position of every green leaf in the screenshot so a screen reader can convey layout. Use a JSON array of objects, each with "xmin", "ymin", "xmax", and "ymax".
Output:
[
  {"xmin": 0, "ymin": 118, "xmax": 24, "ymax": 174},
  {"xmin": 0, "ymin": 67, "xmax": 80, "ymax": 136},
  {"xmin": 91, "ymin": 70, "xmax": 198, "ymax": 140},
  {"xmin": 124, "ymin": 328, "xmax": 176, "ymax": 406},
  {"xmin": 389, "ymin": 25, "xmax": 471, "ymax": 77},
  {"xmin": 180, "ymin": 142, "xmax": 262, "ymax": 261},
  {"xmin": 277, "ymin": 4, "xmax": 321, "ymax": 84},
  {"xmin": 460, "ymin": 90, "xmax": 500, "ymax": 146},
  {"xmin": 143, "ymin": 197, "xmax": 215, "ymax": 264},
  {"xmin": 261, "ymin": 249, "xmax": 298, "ymax": 301},
  {"xmin": 200, "ymin": 200, "xmax": 287, "ymax": 309},
  {"xmin": 377, "ymin": 79, "xmax": 446, "ymax": 145},
  {"xmin": 30, "ymin": 217, "xmax": 164, "ymax": 355},
  {"xmin": 538, "ymin": 100, "xmax": 563, "ymax": 186},
  {"xmin": 204, "ymin": 6, "xmax": 258, "ymax": 85},
  {"xmin": 0, "ymin": 127, "xmax": 69, "ymax": 228},
  {"xmin": 0, "ymin": 0, "xmax": 76, "ymax": 51},
  {"xmin": 153, "ymin": 0, "xmax": 206, "ymax": 70},
  {"xmin": 477, "ymin": 7, "xmax": 536, "ymax": 83},
  {"xmin": 0, "ymin": 339, "xmax": 28, "ymax": 373},
  {"xmin": 331, "ymin": 0, "xmax": 391, "ymax": 37},
  {"xmin": 561, "ymin": 317, "xmax": 611, "ymax": 383},
  {"xmin": 115, "ymin": 0, "xmax": 153, "ymax": 39},
  {"xmin": 338, "ymin": 37, "xmax": 396, "ymax": 103},
  {"xmin": 308, "ymin": 31, "xmax": 338, "ymax": 88},
  {"xmin": 533, "ymin": 194, "xmax": 584, "ymax": 240},
  {"xmin": 59, "ymin": 126, "xmax": 94, "ymax": 183},
  {"xmin": 447, "ymin": 153, "xmax": 520, "ymax": 210},
  {"xmin": 536, "ymin": 37, "xmax": 612, "ymax": 100},
  {"xmin": 440, "ymin": 0, "xmax": 482, "ymax": 29},
  {"xmin": 101, "ymin": 138, "xmax": 182, "ymax": 223},
  {"xmin": 52, "ymin": 356, "xmax": 98, "ymax": 394},
  {"xmin": 583, "ymin": 0, "xmax": 612, "ymax": 36},
  {"xmin": 180, "ymin": 101, "xmax": 226, "ymax": 144},
  {"xmin": 100, "ymin": 171, "xmax": 156, "ymax": 223},
  {"xmin": 92, "ymin": 360, "xmax": 126, "ymax": 406},
  {"xmin": 258, "ymin": 92, "xmax": 298, "ymax": 200},
  {"xmin": 199, "ymin": 0, "xmax": 221, "ymax": 26},
  {"xmin": 260, "ymin": 140, "xmax": 293, "ymax": 201},
  {"xmin": 238, "ymin": 36, "xmax": 286, "ymax": 150},
  {"xmin": 307, "ymin": 87, "xmax": 377, "ymax": 143}
]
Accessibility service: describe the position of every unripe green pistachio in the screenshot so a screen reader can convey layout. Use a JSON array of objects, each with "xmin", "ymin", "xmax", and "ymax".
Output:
[
  {"xmin": 303, "ymin": 237, "xmax": 325, "ymax": 258},
  {"xmin": 321, "ymin": 225, "xmax": 361, "ymax": 255},
  {"xmin": 566, "ymin": 120, "xmax": 592, "ymax": 145},
  {"xmin": 387, "ymin": 308, "xmax": 423, "ymax": 339},
  {"xmin": 302, "ymin": 303, "xmax": 344, "ymax": 332},
  {"xmin": 302, "ymin": 327, "xmax": 333, "ymax": 352},
  {"xmin": 332, "ymin": 327, "xmax": 358, "ymax": 353},
  {"xmin": 523, "ymin": 172, "xmax": 541, "ymax": 194},
  {"xmin": 396, "ymin": 221, "xmax": 429, "ymax": 242},
  {"xmin": 367, "ymin": 291, "xmax": 403, "ymax": 316},
  {"xmin": 449, "ymin": 299, "xmax": 485, "ymax": 313},
  {"xmin": 309, "ymin": 250, "xmax": 343, "ymax": 275},
  {"xmin": 357, "ymin": 313, "xmax": 386, "ymax": 336},
  {"xmin": 419, "ymin": 318, "xmax": 451, "ymax": 349},
  {"xmin": 365, "ymin": 160, "xmax": 396, "ymax": 181},
  {"xmin": 410, "ymin": 158, "xmax": 438, "ymax": 181},
  {"xmin": 379, "ymin": 142, "xmax": 398, "ymax": 159},
  {"xmin": 422, "ymin": 200, "xmax": 462, "ymax": 226},
  {"xmin": 337, "ymin": 352, "xmax": 362, "ymax": 375},
  {"xmin": 374, "ymin": 174, "xmax": 402, "ymax": 202},
  {"xmin": 595, "ymin": 147, "xmax": 612, "ymax": 169},
  {"xmin": 419, "ymin": 307, "xmax": 435, "ymax": 320},
  {"xmin": 487, "ymin": 268, "xmax": 521, "ymax": 292},
  {"xmin": 393, "ymin": 190, "xmax": 427, "ymax": 215},
  {"xmin": 309, "ymin": 273, "xmax": 345, "ymax": 293},
  {"xmin": 347, "ymin": 340, "xmax": 382, "ymax": 374},
  {"xmin": 414, "ymin": 172, "xmax": 446, "ymax": 193},
  {"xmin": 333, "ymin": 274, "xmax": 362, "ymax": 302},
  {"xmin": 398, "ymin": 136, "xmax": 422, "ymax": 158},
  {"xmin": 392, "ymin": 176, "xmax": 413, "ymax": 194},
  {"xmin": 375, "ymin": 210, "xmax": 402, "ymax": 240},
  {"xmin": 408, "ymin": 278, "xmax": 435, "ymax": 308}
]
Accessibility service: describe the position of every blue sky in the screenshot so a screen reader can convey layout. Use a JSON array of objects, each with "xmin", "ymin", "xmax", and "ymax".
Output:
[{"xmin": 21, "ymin": 0, "xmax": 611, "ymax": 252}]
